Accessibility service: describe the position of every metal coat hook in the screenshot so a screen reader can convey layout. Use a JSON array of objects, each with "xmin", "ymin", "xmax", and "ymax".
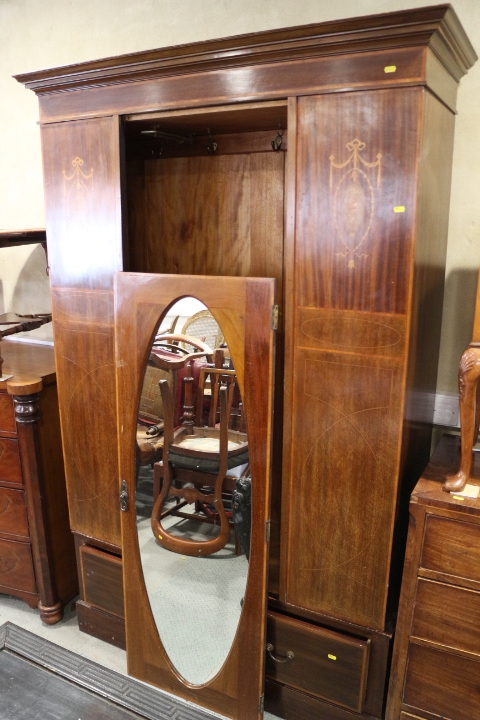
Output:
[
  {"xmin": 206, "ymin": 129, "xmax": 218, "ymax": 155},
  {"xmin": 271, "ymin": 127, "xmax": 284, "ymax": 151}
]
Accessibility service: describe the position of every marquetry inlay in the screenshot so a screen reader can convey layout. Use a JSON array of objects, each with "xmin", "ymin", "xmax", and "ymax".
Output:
[{"xmin": 329, "ymin": 139, "xmax": 382, "ymax": 269}]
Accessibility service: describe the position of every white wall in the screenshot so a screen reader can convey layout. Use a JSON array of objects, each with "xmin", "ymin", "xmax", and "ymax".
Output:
[{"xmin": 1, "ymin": 0, "xmax": 479, "ymax": 385}]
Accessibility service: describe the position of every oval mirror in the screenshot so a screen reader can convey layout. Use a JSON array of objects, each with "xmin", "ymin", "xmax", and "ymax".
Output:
[{"xmin": 135, "ymin": 297, "xmax": 251, "ymax": 685}]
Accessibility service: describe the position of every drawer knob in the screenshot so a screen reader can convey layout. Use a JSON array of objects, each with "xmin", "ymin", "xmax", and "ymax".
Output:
[{"xmin": 266, "ymin": 643, "xmax": 295, "ymax": 664}]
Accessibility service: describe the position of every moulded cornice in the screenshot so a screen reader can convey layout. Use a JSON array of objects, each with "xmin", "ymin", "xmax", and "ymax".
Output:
[{"xmin": 15, "ymin": 4, "xmax": 477, "ymax": 94}]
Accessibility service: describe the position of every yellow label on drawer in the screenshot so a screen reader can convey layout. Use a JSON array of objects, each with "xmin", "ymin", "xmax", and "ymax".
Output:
[
  {"xmin": 384, "ymin": 65, "xmax": 397, "ymax": 73},
  {"xmin": 394, "ymin": 206, "xmax": 405, "ymax": 213}
]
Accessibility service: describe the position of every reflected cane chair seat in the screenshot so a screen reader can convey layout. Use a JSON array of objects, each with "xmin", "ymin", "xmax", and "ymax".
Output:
[{"xmin": 181, "ymin": 310, "xmax": 224, "ymax": 351}]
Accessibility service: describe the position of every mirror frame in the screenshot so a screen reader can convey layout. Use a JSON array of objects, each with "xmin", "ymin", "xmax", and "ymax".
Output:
[{"xmin": 114, "ymin": 272, "xmax": 276, "ymax": 719}]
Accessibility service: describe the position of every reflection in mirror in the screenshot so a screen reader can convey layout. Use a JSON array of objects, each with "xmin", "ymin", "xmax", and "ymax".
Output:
[{"xmin": 135, "ymin": 297, "xmax": 251, "ymax": 686}]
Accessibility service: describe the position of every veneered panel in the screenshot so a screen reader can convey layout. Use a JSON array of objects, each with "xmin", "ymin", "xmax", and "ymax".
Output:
[
  {"xmin": 131, "ymin": 152, "xmax": 284, "ymax": 294},
  {"xmin": 0, "ymin": 395, "xmax": 16, "ymax": 433},
  {"xmin": 404, "ymin": 643, "xmax": 480, "ymax": 720},
  {"xmin": 295, "ymin": 88, "xmax": 420, "ymax": 313},
  {"xmin": 0, "ymin": 439, "xmax": 22, "ymax": 485},
  {"xmin": 0, "ymin": 488, "xmax": 29, "ymax": 537},
  {"xmin": 297, "ymin": 307, "xmax": 406, "ymax": 358},
  {"xmin": 285, "ymin": 347, "xmax": 404, "ymax": 629},
  {"xmin": 41, "ymin": 116, "xmax": 122, "ymax": 289},
  {"xmin": 53, "ymin": 311, "xmax": 119, "ymax": 545},
  {"xmin": 421, "ymin": 516, "xmax": 480, "ymax": 582}
]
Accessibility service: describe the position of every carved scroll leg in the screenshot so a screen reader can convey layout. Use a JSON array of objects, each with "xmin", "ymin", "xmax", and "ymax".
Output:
[{"xmin": 444, "ymin": 347, "xmax": 480, "ymax": 492}]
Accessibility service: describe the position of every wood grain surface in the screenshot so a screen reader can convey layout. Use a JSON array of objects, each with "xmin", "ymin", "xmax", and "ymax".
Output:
[{"xmin": 115, "ymin": 273, "xmax": 275, "ymax": 720}]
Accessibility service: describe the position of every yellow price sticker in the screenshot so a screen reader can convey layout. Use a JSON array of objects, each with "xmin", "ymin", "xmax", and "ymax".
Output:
[
  {"xmin": 328, "ymin": 654, "xmax": 337, "ymax": 661},
  {"xmin": 384, "ymin": 65, "xmax": 397, "ymax": 73},
  {"xmin": 394, "ymin": 206, "xmax": 405, "ymax": 213}
]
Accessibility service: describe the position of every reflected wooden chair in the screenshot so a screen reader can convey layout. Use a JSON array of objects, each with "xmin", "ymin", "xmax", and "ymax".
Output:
[
  {"xmin": 151, "ymin": 361, "xmax": 248, "ymax": 557},
  {"xmin": 136, "ymin": 334, "xmax": 213, "ymax": 469}
]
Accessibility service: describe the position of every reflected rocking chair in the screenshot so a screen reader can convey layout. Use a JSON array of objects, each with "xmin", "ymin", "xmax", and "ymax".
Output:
[{"xmin": 151, "ymin": 362, "xmax": 248, "ymax": 557}]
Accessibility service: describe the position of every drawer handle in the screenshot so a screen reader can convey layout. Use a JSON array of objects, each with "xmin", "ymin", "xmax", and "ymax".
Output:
[{"xmin": 266, "ymin": 643, "xmax": 295, "ymax": 664}]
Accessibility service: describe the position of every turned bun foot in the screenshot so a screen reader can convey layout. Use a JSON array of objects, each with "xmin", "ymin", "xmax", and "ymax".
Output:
[
  {"xmin": 443, "ymin": 471, "xmax": 468, "ymax": 493},
  {"xmin": 39, "ymin": 601, "xmax": 63, "ymax": 625}
]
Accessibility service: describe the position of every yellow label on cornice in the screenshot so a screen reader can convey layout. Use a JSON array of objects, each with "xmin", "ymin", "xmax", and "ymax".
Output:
[
  {"xmin": 394, "ymin": 206, "xmax": 405, "ymax": 213},
  {"xmin": 384, "ymin": 65, "xmax": 397, "ymax": 73}
]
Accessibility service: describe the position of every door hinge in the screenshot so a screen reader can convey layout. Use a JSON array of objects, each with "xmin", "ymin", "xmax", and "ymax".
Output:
[
  {"xmin": 119, "ymin": 479, "xmax": 129, "ymax": 512},
  {"xmin": 266, "ymin": 519, "xmax": 271, "ymax": 543},
  {"xmin": 259, "ymin": 694, "xmax": 265, "ymax": 714},
  {"xmin": 271, "ymin": 304, "xmax": 278, "ymax": 331}
]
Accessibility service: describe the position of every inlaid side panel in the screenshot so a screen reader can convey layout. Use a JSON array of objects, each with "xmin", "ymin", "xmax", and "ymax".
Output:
[
  {"xmin": 285, "ymin": 343, "xmax": 405, "ymax": 630},
  {"xmin": 41, "ymin": 116, "xmax": 123, "ymax": 290},
  {"xmin": 52, "ymin": 289, "xmax": 119, "ymax": 545},
  {"xmin": 295, "ymin": 88, "xmax": 420, "ymax": 313}
]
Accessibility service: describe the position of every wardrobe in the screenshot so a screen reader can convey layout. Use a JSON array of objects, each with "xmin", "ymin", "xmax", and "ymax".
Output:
[{"xmin": 16, "ymin": 6, "xmax": 476, "ymax": 719}]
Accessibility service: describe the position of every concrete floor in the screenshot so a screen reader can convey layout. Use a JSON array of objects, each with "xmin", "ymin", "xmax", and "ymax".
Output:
[{"xmin": 0, "ymin": 593, "xmax": 279, "ymax": 720}]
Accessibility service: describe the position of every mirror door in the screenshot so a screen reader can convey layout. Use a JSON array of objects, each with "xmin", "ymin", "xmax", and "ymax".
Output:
[{"xmin": 115, "ymin": 272, "xmax": 275, "ymax": 719}]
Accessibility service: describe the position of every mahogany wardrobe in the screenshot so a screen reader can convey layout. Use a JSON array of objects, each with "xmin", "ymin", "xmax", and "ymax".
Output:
[{"xmin": 16, "ymin": 5, "xmax": 476, "ymax": 720}]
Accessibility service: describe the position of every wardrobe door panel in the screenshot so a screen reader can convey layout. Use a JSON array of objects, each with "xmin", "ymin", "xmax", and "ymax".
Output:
[
  {"xmin": 41, "ymin": 117, "xmax": 123, "ymax": 545},
  {"xmin": 41, "ymin": 116, "xmax": 123, "ymax": 290},
  {"xmin": 287, "ymin": 344, "xmax": 405, "ymax": 629},
  {"xmin": 284, "ymin": 89, "xmax": 421, "ymax": 630}
]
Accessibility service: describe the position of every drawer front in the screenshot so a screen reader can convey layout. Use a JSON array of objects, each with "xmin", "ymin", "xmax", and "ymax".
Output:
[
  {"xmin": 412, "ymin": 578, "xmax": 480, "ymax": 657},
  {"xmin": 0, "ymin": 394, "xmax": 15, "ymax": 433},
  {"xmin": 0, "ymin": 537, "xmax": 36, "ymax": 593},
  {"xmin": 404, "ymin": 642, "xmax": 480, "ymax": 720},
  {"xmin": 0, "ymin": 488, "xmax": 29, "ymax": 537},
  {"xmin": 266, "ymin": 612, "xmax": 370, "ymax": 712},
  {"xmin": 421, "ymin": 515, "xmax": 480, "ymax": 583},
  {"xmin": 0, "ymin": 438, "xmax": 22, "ymax": 485},
  {"xmin": 79, "ymin": 545, "xmax": 124, "ymax": 618}
]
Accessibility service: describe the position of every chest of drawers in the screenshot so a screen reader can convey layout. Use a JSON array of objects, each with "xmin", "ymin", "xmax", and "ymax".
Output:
[
  {"xmin": 0, "ymin": 340, "xmax": 77, "ymax": 623},
  {"xmin": 387, "ymin": 434, "xmax": 480, "ymax": 719}
]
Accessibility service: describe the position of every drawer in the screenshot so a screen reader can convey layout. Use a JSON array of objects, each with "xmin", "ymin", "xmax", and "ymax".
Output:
[
  {"xmin": 0, "ymin": 394, "xmax": 15, "ymax": 433},
  {"xmin": 404, "ymin": 642, "xmax": 480, "ymax": 720},
  {"xmin": 0, "ymin": 438, "xmax": 22, "ymax": 484},
  {"xmin": 266, "ymin": 611, "xmax": 370, "ymax": 713},
  {"xmin": 421, "ymin": 515, "xmax": 480, "ymax": 583},
  {"xmin": 0, "ymin": 537, "xmax": 35, "ymax": 593},
  {"xmin": 79, "ymin": 545, "xmax": 124, "ymax": 618},
  {"xmin": 412, "ymin": 578, "xmax": 480, "ymax": 657},
  {"xmin": 0, "ymin": 487, "xmax": 29, "ymax": 537}
]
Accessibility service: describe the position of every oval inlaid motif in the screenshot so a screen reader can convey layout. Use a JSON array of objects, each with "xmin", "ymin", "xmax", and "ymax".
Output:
[
  {"xmin": 334, "ymin": 168, "xmax": 374, "ymax": 254},
  {"xmin": 301, "ymin": 316, "xmax": 401, "ymax": 349}
]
